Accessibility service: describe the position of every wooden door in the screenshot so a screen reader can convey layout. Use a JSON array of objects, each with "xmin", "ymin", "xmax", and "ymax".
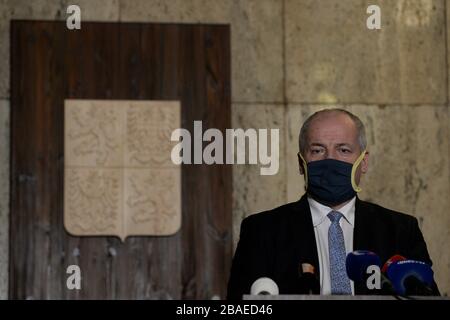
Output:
[{"xmin": 10, "ymin": 21, "xmax": 231, "ymax": 299}]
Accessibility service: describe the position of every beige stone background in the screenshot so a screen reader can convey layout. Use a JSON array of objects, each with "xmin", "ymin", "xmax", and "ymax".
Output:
[{"xmin": 0, "ymin": 0, "xmax": 449, "ymax": 298}]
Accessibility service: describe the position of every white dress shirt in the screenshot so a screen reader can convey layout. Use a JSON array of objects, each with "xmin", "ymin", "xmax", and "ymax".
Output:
[{"xmin": 307, "ymin": 196, "xmax": 356, "ymax": 295}]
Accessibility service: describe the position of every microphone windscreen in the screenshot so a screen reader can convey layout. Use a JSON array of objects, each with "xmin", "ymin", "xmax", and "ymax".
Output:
[
  {"xmin": 346, "ymin": 250, "xmax": 381, "ymax": 282},
  {"xmin": 250, "ymin": 277, "xmax": 279, "ymax": 295},
  {"xmin": 381, "ymin": 254, "xmax": 406, "ymax": 273},
  {"xmin": 386, "ymin": 260, "xmax": 434, "ymax": 296}
]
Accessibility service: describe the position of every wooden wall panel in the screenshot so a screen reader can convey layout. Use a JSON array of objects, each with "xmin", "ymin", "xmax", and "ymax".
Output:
[{"xmin": 10, "ymin": 21, "xmax": 231, "ymax": 299}]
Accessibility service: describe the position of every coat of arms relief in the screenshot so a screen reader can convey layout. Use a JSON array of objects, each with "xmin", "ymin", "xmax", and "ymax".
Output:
[{"xmin": 64, "ymin": 100, "xmax": 181, "ymax": 241}]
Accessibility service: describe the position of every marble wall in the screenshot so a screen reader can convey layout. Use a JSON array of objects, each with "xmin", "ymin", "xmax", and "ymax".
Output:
[
  {"xmin": 285, "ymin": 0, "xmax": 447, "ymax": 104},
  {"xmin": 0, "ymin": 0, "xmax": 449, "ymax": 297}
]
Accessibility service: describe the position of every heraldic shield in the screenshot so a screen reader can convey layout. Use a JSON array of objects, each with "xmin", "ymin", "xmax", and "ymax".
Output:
[{"xmin": 64, "ymin": 100, "xmax": 181, "ymax": 241}]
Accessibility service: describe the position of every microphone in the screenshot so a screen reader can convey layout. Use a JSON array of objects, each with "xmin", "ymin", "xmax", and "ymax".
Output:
[
  {"xmin": 385, "ymin": 260, "xmax": 435, "ymax": 296},
  {"xmin": 346, "ymin": 250, "xmax": 399, "ymax": 294},
  {"xmin": 382, "ymin": 254, "xmax": 406, "ymax": 273},
  {"xmin": 297, "ymin": 262, "xmax": 320, "ymax": 294},
  {"xmin": 250, "ymin": 277, "xmax": 279, "ymax": 295},
  {"xmin": 379, "ymin": 255, "xmax": 406, "ymax": 294},
  {"xmin": 346, "ymin": 250, "xmax": 381, "ymax": 283}
]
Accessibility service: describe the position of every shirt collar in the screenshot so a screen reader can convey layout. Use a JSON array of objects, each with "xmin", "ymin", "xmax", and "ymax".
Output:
[{"xmin": 307, "ymin": 196, "xmax": 356, "ymax": 227}]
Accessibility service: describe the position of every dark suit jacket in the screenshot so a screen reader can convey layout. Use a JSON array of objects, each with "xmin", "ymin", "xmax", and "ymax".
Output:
[{"xmin": 227, "ymin": 194, "xmax": 439, "ymax": 299}]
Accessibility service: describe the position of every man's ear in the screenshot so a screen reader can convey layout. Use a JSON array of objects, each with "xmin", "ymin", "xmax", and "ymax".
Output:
[
  {"xmin": 361, "ymin": 151, "xmax": 369, "ymax": 174},
  {"xmin": 297, "ymin": 152, "xmax": 305, "ymax": 175}
]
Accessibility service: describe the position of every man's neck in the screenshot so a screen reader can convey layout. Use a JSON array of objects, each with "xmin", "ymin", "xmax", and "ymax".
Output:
[
  {"xmin": 330, "ymin": 199, "xmax": 352, "ymax": 211},
  {"xmin": 307, "ymin": 194, "xmax": 353, "ymax": 211}
]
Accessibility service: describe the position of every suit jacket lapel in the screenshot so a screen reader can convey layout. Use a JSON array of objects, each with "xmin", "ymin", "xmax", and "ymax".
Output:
[
  {"xmin": 353, "ymin": 197, "xmax": 371, "ymax": 251},
  {"xmin": 353, "ymin": 197, "xmax": 375, "ymax": 294},
  {"xmin": 288, "ymin": 195, "xmax": 321, "ymax": 283}
]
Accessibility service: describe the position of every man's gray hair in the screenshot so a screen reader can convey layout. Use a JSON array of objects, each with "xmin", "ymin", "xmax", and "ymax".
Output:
[{"xmin": 298, "ymin": 109, "xmax": 367, "ymax": 155}]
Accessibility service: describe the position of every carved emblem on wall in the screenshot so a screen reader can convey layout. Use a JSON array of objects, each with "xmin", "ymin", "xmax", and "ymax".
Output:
[{"xmin": 64, "ymin": 100, "xmax": 181, "ymax": 241}]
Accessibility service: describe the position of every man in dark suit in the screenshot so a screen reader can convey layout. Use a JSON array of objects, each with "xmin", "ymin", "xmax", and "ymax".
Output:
[{"xmin": 227, "ymin": 109, "xmax": 439, "ymax": 299}]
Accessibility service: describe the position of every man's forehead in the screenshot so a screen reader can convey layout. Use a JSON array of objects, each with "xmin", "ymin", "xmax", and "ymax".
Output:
[
  {"xmin": 307, "ymin": 112, "xmax": 358, "ymax": 142},
  {"xmin": 309, "ymin": 113, "xmax": 356, "ymax": 131},
  {"xmin": 310, "ymin": 111, "xmax": 354, "ymax": 126}
]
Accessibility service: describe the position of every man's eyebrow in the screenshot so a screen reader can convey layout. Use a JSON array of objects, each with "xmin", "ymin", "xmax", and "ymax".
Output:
[
  {"xmin": 335, "ymin": 143, "xmax": 352, "ymax": 147},
  {"xmin": 309, "ymin": 143, "xmax": 354, "ymax": 148},
  {"xmin": 309, "ymin": 143, "xmax": 326, "ymax": 147}
]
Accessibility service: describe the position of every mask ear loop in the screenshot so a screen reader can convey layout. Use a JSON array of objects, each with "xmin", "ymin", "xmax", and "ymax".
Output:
[
  {"xmin": 298, "ymin": 152, "xmax": 308, "ymax": 189},
  {"xmin": 351, "ymin": 150, "xmax": 367, "ymax": 192}
]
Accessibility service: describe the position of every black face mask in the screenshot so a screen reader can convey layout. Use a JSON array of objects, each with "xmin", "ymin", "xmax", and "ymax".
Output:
[{"xmin": 299, "ymin": 151, "xmax": 366, "ymax": 206}]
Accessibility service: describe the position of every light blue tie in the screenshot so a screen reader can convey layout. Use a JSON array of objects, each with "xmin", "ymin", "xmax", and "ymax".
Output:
[{"xmin": 328, "ymin": 211, "xmax": 352, "ymax": 295}]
